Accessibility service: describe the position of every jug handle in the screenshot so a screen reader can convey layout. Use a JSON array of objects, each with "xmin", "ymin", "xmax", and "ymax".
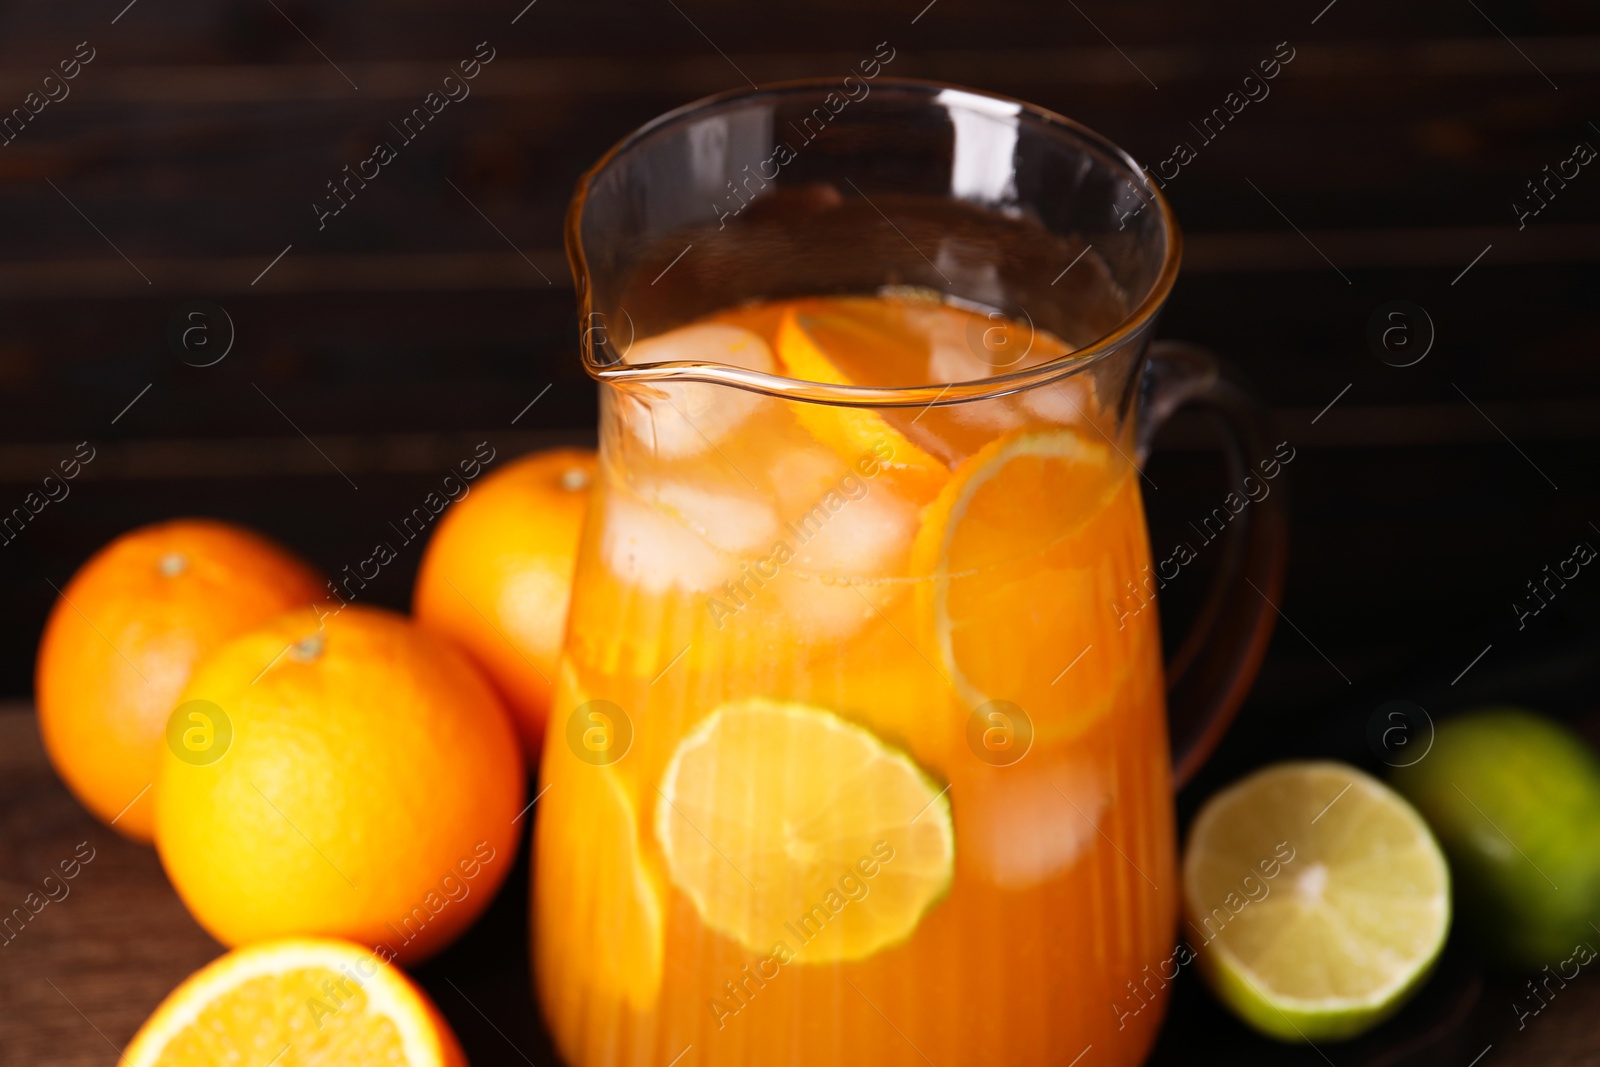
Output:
[{"xmin": 1136, "ymin": 340, "xmax": 1290, "ymax": 788}]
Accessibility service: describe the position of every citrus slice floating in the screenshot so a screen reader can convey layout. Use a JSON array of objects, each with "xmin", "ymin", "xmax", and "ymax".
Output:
[
  {"xmin": 122, "ymin": 937, "xmax": 466, "ymax": 1067},
  {"xmin": 535, "ymin": 666, "xmax": 665, "ymax": 1011},
  {"xmin": 910, "ymin": 427, "xmax": 1135, "ymax": 735},
  {"xmin": 537, "ymin": 763, "xmax": 665, "ymax": 1010},
  {"xmin": 1183, "ymin": 761, "xmax": 1451, "ymax": 1043},
  {"xmin": 775, "ymin": 310, "xmax": 948, "ymax": 502},
  {"xmin": 654, "ymin": 699, "xmax": 954, "ymax": 963}
]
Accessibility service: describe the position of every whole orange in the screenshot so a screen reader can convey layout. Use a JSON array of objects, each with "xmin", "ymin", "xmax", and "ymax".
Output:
[
  {"xmin": 414, "ymin": 446, "xmax": 596, "ymax": 759},
  {"xmin": 154, "ymin": 605, "xmax": 525, "ymax": 965},
  {"xmin": 35, "ymin": 518, "xmax": 323, "ymax": 842}
]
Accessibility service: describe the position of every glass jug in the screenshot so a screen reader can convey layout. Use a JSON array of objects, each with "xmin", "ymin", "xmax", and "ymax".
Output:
[{"xmin": 534, "ymin": 77, "xmax": 1287, "ymax": 1067}]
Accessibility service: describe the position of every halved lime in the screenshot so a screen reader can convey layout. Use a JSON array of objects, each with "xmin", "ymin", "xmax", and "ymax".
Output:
[
  {"xmin": 654, "ymin": 700, "xmax": 954, "ymax": 963},
  {"xmin": 1183, "ymin": 761, "xmax": 1450, "ymax": 1042}
]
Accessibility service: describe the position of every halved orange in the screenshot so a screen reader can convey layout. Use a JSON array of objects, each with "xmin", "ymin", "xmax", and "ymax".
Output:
[{"xmin": 121, "ymin": 938, "xmax": 466, "ymax": 1067}]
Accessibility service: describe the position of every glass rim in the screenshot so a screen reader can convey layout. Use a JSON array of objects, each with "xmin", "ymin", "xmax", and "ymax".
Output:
[{"xmin": 566, "ymin": 76, "xmax": 1182, "ymax": 409}]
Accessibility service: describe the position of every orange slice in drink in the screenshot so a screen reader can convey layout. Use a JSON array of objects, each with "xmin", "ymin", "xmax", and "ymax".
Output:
[
  {"xmin": 775, "ymin": 309, "xmax": 948, "ymax": 502},
  {"xmin": 911, "ymin": 427, "xmax": 1140, "ymax": 741},
  {"xmin": 536, "ymin": 676, "xmax": 665, "ymax": 1011},
  {"xmin": 122, "ymin": 938, "xmax": 465, "ymax": 1067}
]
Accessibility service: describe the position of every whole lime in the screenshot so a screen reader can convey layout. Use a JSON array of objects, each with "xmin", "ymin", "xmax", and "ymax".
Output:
[{"xmin": 1391, "ymin": 707, "xmax": 1600, "ymax": 968}]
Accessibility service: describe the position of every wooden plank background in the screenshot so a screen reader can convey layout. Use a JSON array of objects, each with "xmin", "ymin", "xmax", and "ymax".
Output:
[{"xmin": 2, "ymin": 0, "xmax": 1599, "ymax": 1062}]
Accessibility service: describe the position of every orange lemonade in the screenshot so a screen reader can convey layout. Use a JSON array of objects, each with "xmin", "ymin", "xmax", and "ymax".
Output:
[{"xmin": 535, "ymin": 292, "xmax": 1176, "ymax": 1067}]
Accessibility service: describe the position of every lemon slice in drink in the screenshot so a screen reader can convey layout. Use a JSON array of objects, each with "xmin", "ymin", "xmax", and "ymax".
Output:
[
  {"xmin": 654, "ymin": 699, "xmax": 954, "ymax": 963},
  {"xmin": 910, "ymin": 427, "xmax": 1132, "ymax": 735},
  {"xmin": 775, "ymin": 310, "xmax": 949, "ymax": 502},
  {"xmin": 1183, "ymin": 762, "xmax": 1450, "ymax": 1042}
]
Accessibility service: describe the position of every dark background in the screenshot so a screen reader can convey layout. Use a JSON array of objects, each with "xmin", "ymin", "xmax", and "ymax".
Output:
[{"xmin": 2, "ymin": 0, "xmax": 1599, "ymax": 1064}]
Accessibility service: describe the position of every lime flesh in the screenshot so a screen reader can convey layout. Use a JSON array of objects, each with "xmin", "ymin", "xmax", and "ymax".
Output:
[
  {"xmin": 1183, "ymin": 761, "xmax": 1450, "ymax": 1042},
  {"xmin": 654, "ymin": 700, "xmax": 955, "ymax": 964}
]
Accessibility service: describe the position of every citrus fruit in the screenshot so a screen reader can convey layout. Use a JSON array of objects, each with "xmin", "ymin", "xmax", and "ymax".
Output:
[
  {"xmin": 909, "ymin": 427, "xmax": 1141, "ymax": 739},
  {"xmin": 414, "ymin": 446, "xmax": 596, "ymax": 759},
  {"xmin": 534, "ymin": 753, "xmax": 664, "ymax": 1011},
  {"xmin": 155, "ymin": 605, "xmax": 524, "ymax": 964},
  {"xmin": 774, "ymin": 309, "xmax": 948, "ymax": 501},
  {"xmin": 654, "ymin": 699, "xmax": 954, "ymax": 963},
  {"xmin": 36, "ymin": 518, "xmax": 323, "ymax": 841},
  {"xmin": 122, "ymin": 937, "xmax": 465, "ymax": 1067},
  {"xmin": 1183, "ymin": 761, "xmax": 1450, "ymax": 1042},
  {"xmin": 1390, "ymin": 707, "xmax": 1600, "ymax": 967}
]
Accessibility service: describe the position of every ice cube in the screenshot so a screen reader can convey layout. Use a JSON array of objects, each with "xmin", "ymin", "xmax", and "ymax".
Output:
[
  {"xmin": 784, "ymin": 485, "xmax": 917, "ymax": 579},
  {"xmin": 963, "ymin": 758, "xmax": 1106, "ymax": 889},
  {"xmin": 908, "ymin": 304, "xmax": 1038, "ymax": 380},
  {"xmin": 1020, "ymin": 375, "xmax": 1094, "ymax": 425},
  {"xmin": 911, "ymin": 306, "xmax": 1034, "ymax": 431},
  {"xmin": 621, "ymin": 323, "xmax": 775, "ymax": 459},
  {"xmin": 762, "ymin": 479, "xmax": 918, "ymax": 640},
  {"xmin": 909, "ymin": 305, "xmax": 998, "ymax": 383},
  {"xmin": 773, "ymin": 574, "xmax": 885, "ymax": 641},
  {"xmin": 768, "ymin": 444, "xmax": 851, "ymax": 518},
  {"xmin": 950, "ymin": 393, "xmax": 1028, "ymax": 432},
  {"xmin": 600, "ymin": 491, "xmax": 730, "ymax": 594},
  {"xmin": 929, "ymin": 340, "xmax": 993, "ymax": 384},
  {"xmin": 647, "ymin": 479, "xmax": 781, "ymax": 557}
]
